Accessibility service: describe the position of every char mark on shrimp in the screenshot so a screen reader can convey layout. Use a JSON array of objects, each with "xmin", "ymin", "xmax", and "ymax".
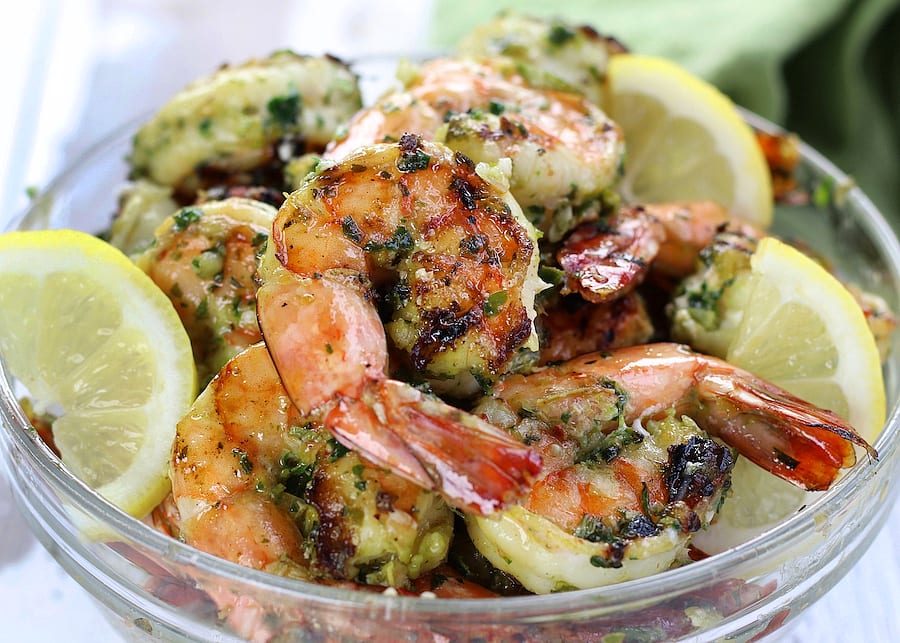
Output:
[{"xmin": 666, "ymin": 436, "xmax": 734, "ymax": 506}]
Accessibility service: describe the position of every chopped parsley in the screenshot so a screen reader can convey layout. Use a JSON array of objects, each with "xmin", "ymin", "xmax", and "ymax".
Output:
[
  {"xmin": 232, "ymin": 448, "xmax": 253, "ymax": 474},
  {"xmin": 483, "ymin": 290, "xmax": 508, "ymax": 317},
  {"xmin": 547, "ymin": 24, "xmax": 576, "ymax": 46},
  {"xmin": 363, "ymin": 225, "xmax": 414, "ymax": 255},
  {"xmin": 587, "ymin": 425, "xmax": 645, "ymax": 463},
  {"xmin": 341, "ymin": 215, "xmax": 364, "ymax": 243},
  {"xmin": 267, "ymin": 90, "xmax": 302, "ymax": 128},
  {"xmin": 173, "ymin": 207, "xmax": 202, "ymax": 231},
  {"xmin": 397, "ymin": 133, "xmax": 431, "ymax": 172},
  {"xmin": 327, "ymin": 438, "xmax": 350, "ymax": 461},
  {"xmin": 397, "ymin": 149, "xmax": 431, "ymax": 172},
  {"xmin": 198, "ymin": 117, "xmax": 214, "ymax": 138}
]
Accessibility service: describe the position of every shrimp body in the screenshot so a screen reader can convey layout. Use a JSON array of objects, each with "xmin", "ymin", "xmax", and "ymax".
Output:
[
  {"xmin": 256, "ymin": 136, "xmax": 543, "ymax": 514},
  {"xmin": 327, "ymin": 57, "xmax": 625, "ymax": 242},
  {"xmin": 466, "ymin": 429, "xmax": 730, "ymax": 594},
  {"xmin": 130, "ymin": 52, "xmax": 362, "ymax": 197},
  {"xmin": 136, "ymin": 197, "xmax": 274, "ymax": 384},
  {"xmin": 456, "ymin": 12, "xmax": 627, "ymax": 109},
  {"xmin": 467, "ymin": 342, "xmax": 874, "ymax": 592},
  {"xmin": 536, "ymin": 291, "xmax": 654, "ymax": 365},
  {"xmin": 263, "ymin": 135, "xmax": 545, "ymax": 394},
  {"xmin": 489, "ymin": 343, "xmax": 871, "ymax": 488},
  {"xmin": 557, "ymin": 201, "xmax": 760, "ymax": 303},
  {"xmin": 171, "ymin": 343, "xmax": 454, "ymax": 586}
]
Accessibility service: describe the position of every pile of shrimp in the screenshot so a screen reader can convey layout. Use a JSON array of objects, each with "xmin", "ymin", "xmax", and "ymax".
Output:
[{"xmin": 102, "ymin": 11, "xmax": 892, "ymax": 637}]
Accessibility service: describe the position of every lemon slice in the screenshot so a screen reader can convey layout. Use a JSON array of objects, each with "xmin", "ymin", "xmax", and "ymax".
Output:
[
  {"xmin": 0, "ymin": 230, "xmax": 196, "ymax": 518},
  {"xmin": 693, "ymin": 236, "xmax": 884, "ymax": 552},
  {"xmin": 606, "ymin": 54, "xmax": 773, "ymax": 228}
]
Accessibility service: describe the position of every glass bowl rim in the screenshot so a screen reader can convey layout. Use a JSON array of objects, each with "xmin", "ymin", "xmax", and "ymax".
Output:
[{"xmin": 2, "ymin": 107, "xmax": 900, "ymax": 619}]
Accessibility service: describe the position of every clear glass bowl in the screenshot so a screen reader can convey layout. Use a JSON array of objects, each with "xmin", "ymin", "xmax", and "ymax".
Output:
[{"xmin": 2, "ymin": 105, "xmax": 900, "ymax": 642}]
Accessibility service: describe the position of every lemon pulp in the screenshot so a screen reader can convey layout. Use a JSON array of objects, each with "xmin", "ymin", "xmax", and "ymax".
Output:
[
  {"xmin": 606, "ymin": 54, "xmax": 773, "ymax": 228},
  {"xmin": 693, "ymin": 237, "xmax": 884, "ymax": 552},
  {"xmin": 0, "ymin": 229, "xmax": 196, "ymax": 518}
]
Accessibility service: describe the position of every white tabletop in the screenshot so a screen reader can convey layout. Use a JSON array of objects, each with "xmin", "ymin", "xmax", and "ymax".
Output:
[{"xmin": 1, "ymin": 2, "xmax": 898, "ymax": 641}]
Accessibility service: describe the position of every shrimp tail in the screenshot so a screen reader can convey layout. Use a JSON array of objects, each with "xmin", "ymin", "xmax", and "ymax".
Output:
[
  {"xmin": 696, "ymin": 367, "xmax": 877, "ymax": 491},
  {"xmin": 327, "ymin": 380, "xmax": 542, "ymax": 515}
]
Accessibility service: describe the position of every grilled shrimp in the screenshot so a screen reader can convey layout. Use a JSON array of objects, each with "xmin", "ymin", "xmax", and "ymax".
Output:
[
  {"xmin": 556, "ymin": 201, "xmax": 761, "ymax": 303},
  {"xmin": 468, "ymin": 343, "xmax": 874, "ymax": 593},
  {"xmin": 327, "ymin": 57, "xmax": 625, "ymax": 242},
  {"xmin": 171, "ymin": 343, "xmax": 454, "ymax": 587},
  {"xmin": 130, "ymin": 51, "xmax": 362, "ymax": 199},
  {"xmin": 136, "ymin": 197, "xmax": 274, "ymax": 384},
  {"xmin": 550, "ymin": 200, "xmax": 895, "ymax": 357},
  {"xmin": 456, "ymin": 11, "xmax": 627, "ymax": 108},
  {"xmin": 536, "ymin": 291, "xmax": 655, "ymax": 365},
  {"xmin": 255, "ymin": 135, "xmax": 543, "ymax": 514}
]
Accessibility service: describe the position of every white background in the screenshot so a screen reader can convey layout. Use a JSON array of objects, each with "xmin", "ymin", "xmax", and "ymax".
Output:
[{"xmin": 1, "ymin": 2, "xmax": 898, "ymax": 641}]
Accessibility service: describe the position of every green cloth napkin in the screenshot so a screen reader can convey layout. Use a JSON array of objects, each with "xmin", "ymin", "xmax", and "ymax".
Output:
[{"xmin": 429, "ymin": 0, "xmax": 900, "ymax": 226}]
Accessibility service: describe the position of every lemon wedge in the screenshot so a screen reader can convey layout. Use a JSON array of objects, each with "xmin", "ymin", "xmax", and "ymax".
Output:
[
  {"xmin": 606, "ymin": 54, "xmax": 773, "ymax": 228},
  {"xmin": 0, "ymin": 229, "xmax": 196, "ymax": 518},
  {"xmin": 692, "ymin": 236, "xmax": 884, "ymax": 552}
]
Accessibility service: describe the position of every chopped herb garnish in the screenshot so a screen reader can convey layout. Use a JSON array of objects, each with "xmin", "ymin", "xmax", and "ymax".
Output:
[
  {"xmin": 195, "ymin": 297, "xmax": 209, "ymax": 320},
  {"xmin": 397, "ymin": 133, "xmax": 431, "ymax": 172},
  {"xmin": 574, "ymin": 514, "xmax": 617, "ymax": 543},
  {"xmin": 278, "ymin": 452, "xmax": 315, "ymax": 497},
  {"xmin": 686, "ymin": 282, "xmax": 725, "ymax": 312},
  {"xmin": 587, "ymin": 425, "xmax": 644, "ymax": 463},
  {"xmin": 267, "ymin": 91, "xmax": 302, "ymax": 128},
  {"xmin": 198, "ymin": 117, "xmax": 213, "ymax": 138},
  {"xmin": 289, "ymin": 423, "xmax": 318, "ymax": 441},
  {"xmin": 538, "ymin": 265, "xmax": 566, "ymax": 286},
  {"xmin": 547, "ymin": 24, "xmax": 576, "ymax": 46},
  {"xmin": 232, "ymin": 448, "xmax": 253, "ymax": 474},
  {"xmin": 231, "ymin": 295, "xmax": 243, "ymax": 317},
  {"xmin": 363, "ymin": 225, "xmax": 414, "ymax": 255},
  {"xmin": 173, "ymin": 207, "xmax": 202, "ymax": 231},
  {"xmin": 397, "ymin": 149, "xmax": 431, "ymax": 172},
  {"xmin": 341, "ymin": 215, "xmax": 364, "ymax": 244},
  {"xmin": 471, "ymin": 369, "xmax": 493, "ymax": 395},
  {"xmin": 603, "ymin": 378, "xmax": 629, "ymax": 427},
  {"xmin": 327, "ymin": 438, "xmax": 350, "ymax": 461},
  {"xmin": 488, "ymin": 100, "xmax": 506, "ymax": 115},
  {"xmin": 483, "ymin": 290, "xmax": 508, "ymax": 317}
]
